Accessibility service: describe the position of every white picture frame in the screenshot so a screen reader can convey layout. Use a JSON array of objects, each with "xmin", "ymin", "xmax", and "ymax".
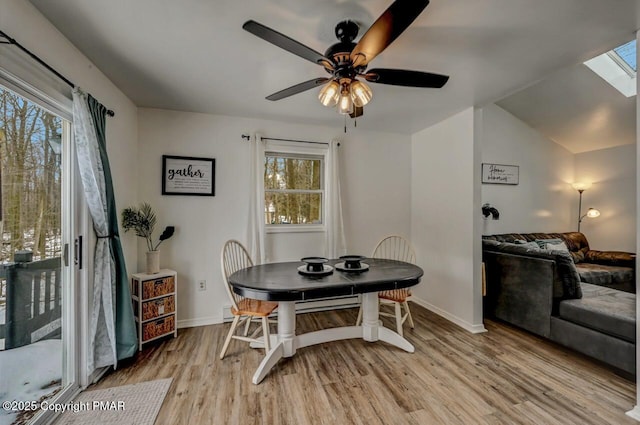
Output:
[{"xmin": 481, "ymin": 163, "xmax": 519, "ymax": 185}]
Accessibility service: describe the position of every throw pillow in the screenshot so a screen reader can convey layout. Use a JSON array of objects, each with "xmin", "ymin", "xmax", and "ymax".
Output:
[
  {"xmin": 519, "ymin": 241, "xmax": 542, "ymax": 250},
  {"xmin": 535, "ymin": 238, "xmax": 563, "ymax": 249},
  {"xmin": 545, "ymin": 241, "xmax": 569, "ymax": 252}
]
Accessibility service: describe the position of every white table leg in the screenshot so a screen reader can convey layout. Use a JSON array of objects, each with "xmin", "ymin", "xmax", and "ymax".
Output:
[
  {"xmin": 252, "ymin": 341, "xmax": 285, "ymax": 384},
  {"xmin": 378, "ymin": 327, "xmax": 414, "ymax": 352},
  {"xmin": 361, "ymin": 292, "xmax": 380, "ymax": 342},
  {"xmin": 251, "ymin": 295, "xmax": 414, "ymax": 384},
  {"xmin": 297, "ymin": 326, "xmax": 362, "ymax": 348},
  {"xmin": 251, "ymin": 301, "xmax": 297, "ymax": 384},
  {"xmin": 277, "ymin": 301, "xmax": 297, "ymax": 357}
]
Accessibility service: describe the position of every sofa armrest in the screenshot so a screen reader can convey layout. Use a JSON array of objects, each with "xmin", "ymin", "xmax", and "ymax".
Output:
[
  {"xmin": 484, "ymin": 251, "xmax": 555, "ymax": 338},
  {"xmin": 482, "ymin": 240, "xmax": 582, "ymax": 299},
  {"xmin": 584, "ymin": 250, "xmax": 635, "ymax": 268}
]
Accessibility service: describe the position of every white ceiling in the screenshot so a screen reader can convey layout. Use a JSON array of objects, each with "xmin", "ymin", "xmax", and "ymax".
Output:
[
  {"xmin": 497, "ymin": 61, "xmax": 637, "ymax": 154},
  {"xmin": 29, "ymin": 0, "xmax": 640, "ymax": 135}
]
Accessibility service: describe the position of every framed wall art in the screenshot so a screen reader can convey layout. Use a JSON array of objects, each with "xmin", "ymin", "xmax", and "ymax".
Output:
[
  {"xmin": 481, "ymin": 163, "xmax": 519, "ymax": 185},
  {"xmin": 162, "ymin": 155, "xmax": 215, "ymax": 196}
]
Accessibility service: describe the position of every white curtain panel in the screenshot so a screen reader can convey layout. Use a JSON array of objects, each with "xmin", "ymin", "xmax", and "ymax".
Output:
[
  {"xmin": 72, "ymin": 88, "xmax": 117, "ymax": 373},
  {"xmin": 325, "ymin": 139, "xmax": 347, "ymax": 258},
  {"xmin": 247, "ymin": 133, "xmax": 266, "ymax": 264}
]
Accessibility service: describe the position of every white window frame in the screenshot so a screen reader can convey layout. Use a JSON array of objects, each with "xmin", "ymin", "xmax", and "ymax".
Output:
[
  {"xmin": 584, "ymin": 45, "xmax": 637, "ymax": 98},
  {"xmin": 264, "ymin": 140, "xmax": 328, "ymax": 234}
]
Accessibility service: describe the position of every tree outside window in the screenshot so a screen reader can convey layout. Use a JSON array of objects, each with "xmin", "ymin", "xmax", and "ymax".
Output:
[{"xmin": 264, "ymin": 153, "xmax": 323, "ymax": 225}]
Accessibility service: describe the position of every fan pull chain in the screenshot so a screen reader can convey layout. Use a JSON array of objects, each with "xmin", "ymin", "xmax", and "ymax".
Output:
[{"xmin": 344, "ymin": 115, "xmax": 347, "ymax": 133}]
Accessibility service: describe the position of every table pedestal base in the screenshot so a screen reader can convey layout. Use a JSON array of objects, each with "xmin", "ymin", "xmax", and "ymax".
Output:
[{"xmin": 252, "ymin": 292, "xmax": 415, "ymax": 384}]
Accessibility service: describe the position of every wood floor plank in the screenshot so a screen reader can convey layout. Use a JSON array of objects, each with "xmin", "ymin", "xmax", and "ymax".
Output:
[{"xmin": 90, "ymin": 305, "xmax": 635, "ymax": 424}]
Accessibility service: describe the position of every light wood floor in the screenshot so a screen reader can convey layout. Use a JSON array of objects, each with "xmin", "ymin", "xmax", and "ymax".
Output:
[{"xmin": 93, "ymin": 305, "xmax": 636, "ymax": 425}]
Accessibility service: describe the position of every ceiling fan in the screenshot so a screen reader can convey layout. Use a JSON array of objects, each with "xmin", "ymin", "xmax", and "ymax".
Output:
[{"xmin": 243, "ymin": 0, "xmax": 449, "ymax": 119}]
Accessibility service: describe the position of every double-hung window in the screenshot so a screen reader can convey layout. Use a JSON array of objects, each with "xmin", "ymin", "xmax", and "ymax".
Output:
[{"xmin": 264, "ymin": 152, "xmax": 324, "ymax": 227}]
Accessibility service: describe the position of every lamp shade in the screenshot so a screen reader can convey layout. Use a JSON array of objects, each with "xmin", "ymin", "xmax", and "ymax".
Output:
[
  {"xmin": 571, "ymin": 182, "xmax": 592, "ymax": 191},
  {"xmin": 586, "ymin": 208, "xmax": 600, "ymax": 218},
  {"xmin": 318, "ymin": 80, "xmax": 340, "ymax": 107},
  {"xmin": 350, "ymin": 79, "xmax": 372, "ymax": 107},
  {"xmin": 337, "ymin": 85, "xmax": 353, "ymax": 115}
]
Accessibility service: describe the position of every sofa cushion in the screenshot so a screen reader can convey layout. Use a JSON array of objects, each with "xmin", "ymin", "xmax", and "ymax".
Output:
[
  {"xmin": 558, "ymin": 282, "xmax": 635, "ymax": 343},
  {"xmin": 575, "ymin": 263, "xmax": 634, "ymax": 293}
]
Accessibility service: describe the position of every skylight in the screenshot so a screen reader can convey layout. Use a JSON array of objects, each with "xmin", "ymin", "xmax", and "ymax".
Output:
[
  {"xmin": 613, "ymin": 40, "xmax": 636, "ymax": 72},
  {"xmin": 584, "ymin": 39, "xmax": 636, "ymax": 97}
]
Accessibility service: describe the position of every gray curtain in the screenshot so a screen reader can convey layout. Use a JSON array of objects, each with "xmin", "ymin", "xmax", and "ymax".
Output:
[{"xmin": 72, "ymin": 88, "xmax": 136, "ymax": 373}]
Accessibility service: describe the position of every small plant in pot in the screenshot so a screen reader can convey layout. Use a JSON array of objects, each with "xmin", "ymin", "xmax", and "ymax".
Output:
[{"xmin": 121, "ymin": 202, "xmax": 175, "ymax": 274}]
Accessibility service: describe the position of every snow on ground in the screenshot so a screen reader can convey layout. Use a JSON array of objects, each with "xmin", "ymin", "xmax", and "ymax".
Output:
[{"xmin": 0, "ymin": 339, "xmax": 62, "ymax": 425}]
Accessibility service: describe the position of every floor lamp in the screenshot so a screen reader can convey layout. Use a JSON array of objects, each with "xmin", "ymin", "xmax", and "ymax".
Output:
[{"xmin": 572, "ymin": 183, "xmax": 600, "ymax": 232}]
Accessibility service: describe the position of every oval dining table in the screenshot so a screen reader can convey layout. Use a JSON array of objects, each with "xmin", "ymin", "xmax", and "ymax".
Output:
[{"xmin": 228, "ymin": 258, "xmax": 424, "ymax": 384}]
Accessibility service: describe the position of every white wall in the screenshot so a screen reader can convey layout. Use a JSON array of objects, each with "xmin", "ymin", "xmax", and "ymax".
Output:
[
  {"xmin": 411, "ymin": 108, "xmax": 484, "ymax": 332},
  {"xmin": 137, "ymin": 108, "xmax": 411, "ymax": 326},
  {"xmin": 2, "ymin": 0, "xmax": 139, "ymax": 272},
  {"xmin": 481, "ymin": 104, "xmax": 574, "ymax": 235},
  {"xmin": 575, "ymin": 144, "xmax": 636, "ymax": 252}
]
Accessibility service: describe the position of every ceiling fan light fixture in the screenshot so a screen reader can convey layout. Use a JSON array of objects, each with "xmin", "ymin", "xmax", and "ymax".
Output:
[
  {"xmin": 318, "ymin": 80, "xmax": 340, "ymax": 107},
  {"xmin": 350, "ymin": 79, "xmax": 372, "ymax": 107},
  {"xmin": 337, "ymin": 85, "xmax": 354, "ymax": 115}
]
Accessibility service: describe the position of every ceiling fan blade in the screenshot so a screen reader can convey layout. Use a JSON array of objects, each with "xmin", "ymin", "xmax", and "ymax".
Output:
[
  {"xmin": 243, "ymin": 20, "xmax": 333, "ymax": 68},
  {"xmin": 266, "ymin": 78, "xmax": 330, "ymax": 101},
  {"xmin": 364, "ymin": 68, "xmax": 449, "ymax": 88},
  {"xmin": 350, "ymin": 0, "xmax": 430, "ymax": 68}
]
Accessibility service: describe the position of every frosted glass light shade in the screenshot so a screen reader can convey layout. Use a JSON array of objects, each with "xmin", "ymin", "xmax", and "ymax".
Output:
[
  {"xmin": 337, "ymin": 84, "xmax": 353, "ymax": 115},
  {"xmin": 318, "ymin": 80, "xmax": 340, "ymax": 107},
  {"xmin": 350, "ymin": 80, "xmax": 373, "ymax": 107},
  {"xmin": 586, "ymin": 208, "xmax": 600, "ymax": 218},
  {"xmin": 337, "ymin": 93, "xmax": 353, "ymax": 115},
  {"xmin": 571, "ymin": 182, "xmax": 592, "ymax": 191}
]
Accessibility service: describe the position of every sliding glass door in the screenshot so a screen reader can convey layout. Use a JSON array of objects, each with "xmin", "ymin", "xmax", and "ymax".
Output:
[{"xmin": 0, "ymin": 85, "xmax": 79, "ymax": 425}]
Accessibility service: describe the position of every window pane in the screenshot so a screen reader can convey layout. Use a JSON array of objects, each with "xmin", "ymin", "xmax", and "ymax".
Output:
[
  {"xmin": 265, "ymin": 192, "xmax": 321, "ymax": 224},
  {"xmin": 614, "ymin": 40, "xmax": 637, "ymax": 71},
  {"xmin": 264, "ymin": 155, "xmax": 321, "ymax": 190}
]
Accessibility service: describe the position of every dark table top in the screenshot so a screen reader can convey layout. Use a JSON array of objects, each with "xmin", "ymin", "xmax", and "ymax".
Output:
[{"xmin": 228, "ymin": 258, "xmax": 424, "ymax": 301}]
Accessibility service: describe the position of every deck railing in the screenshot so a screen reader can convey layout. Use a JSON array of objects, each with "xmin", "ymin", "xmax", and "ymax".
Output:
[{"xmin": 0, "ymin": 251, "xmax": 62, "ymax": 349}]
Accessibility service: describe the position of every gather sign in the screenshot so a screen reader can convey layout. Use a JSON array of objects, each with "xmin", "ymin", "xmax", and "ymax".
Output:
[{"xmin": 162, "ymin": 155, "xmax": 215, "ymax": 196}]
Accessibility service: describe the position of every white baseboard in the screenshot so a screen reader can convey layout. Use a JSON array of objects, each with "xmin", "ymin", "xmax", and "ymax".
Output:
[
  {"xmin": 177, "ymin": 296, "xmax": 488, "ymax": 335},
  {"xmin": 177, "ymin": 315, "xmax": 222, "ymax": 329},
  {"xmin": 178, "ymin": 298, "xmax": 360, "ymax": 329},
  {"xmin": 626, "ymin": 406, "xmax": 640, "ymax": 421},
  {"xmin": 410, "ymin": 296, "xmax": 487, "ymax": 334}
]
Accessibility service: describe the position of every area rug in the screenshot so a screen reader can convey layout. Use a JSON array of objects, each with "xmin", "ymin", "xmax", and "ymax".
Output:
[{"xmin": 55, "ymin": 378, "xmax": 172, "ymax": 425}]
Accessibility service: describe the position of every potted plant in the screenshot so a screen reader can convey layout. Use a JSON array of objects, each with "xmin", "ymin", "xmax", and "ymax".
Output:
[{"xmin": 121, "ymin": 202, "xmax": 175, "ymax": 274}]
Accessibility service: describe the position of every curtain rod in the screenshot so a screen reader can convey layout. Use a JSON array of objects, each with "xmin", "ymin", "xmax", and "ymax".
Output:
[
  {"xmin": 241, "ymin": 134, "xmax": 337, "ymax": 146},
  {"xmin": 0, "ymin": 30, "xmax": 115, "ymax": 117}
]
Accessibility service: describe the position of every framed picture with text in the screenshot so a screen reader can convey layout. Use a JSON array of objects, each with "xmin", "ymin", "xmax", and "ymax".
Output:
[
  {"xmin": 481, "ymin": 163, "xmax": 519, "ymax": 185},
  {"xmin": 162, "ymin": 155, "xmax": 215, "ymax": 196}
]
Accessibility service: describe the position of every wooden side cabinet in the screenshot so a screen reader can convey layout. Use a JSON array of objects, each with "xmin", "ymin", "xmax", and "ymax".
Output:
[{"xmin": 131, "ymin": 269, "xmax": 177, "ymax": 351}]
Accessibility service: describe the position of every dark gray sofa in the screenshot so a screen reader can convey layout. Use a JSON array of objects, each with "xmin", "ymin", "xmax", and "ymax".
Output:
[{"xmin": 482, "ymin": 233, "xmax": 636, "ymax": 375}]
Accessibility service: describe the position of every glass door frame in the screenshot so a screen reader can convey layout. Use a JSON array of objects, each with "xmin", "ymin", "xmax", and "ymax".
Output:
[{"xmin": 0, "ymin": 78, "xmax": 87, "ymax": 424}]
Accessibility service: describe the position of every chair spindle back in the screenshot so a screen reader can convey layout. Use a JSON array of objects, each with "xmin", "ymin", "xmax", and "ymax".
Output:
[{"xmin": 221, "ymin": 240, "xmax": 254, "ymax": 310}]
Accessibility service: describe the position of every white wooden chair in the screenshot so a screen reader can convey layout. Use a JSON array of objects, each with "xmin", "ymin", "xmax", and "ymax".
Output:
[
  {"xmin": 356, "ymin": 235, "xmax": 416, "ymax": 336},
  {"xmin": 219, "ymin": 240, "xmax": 277, "ymax": 359}
]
